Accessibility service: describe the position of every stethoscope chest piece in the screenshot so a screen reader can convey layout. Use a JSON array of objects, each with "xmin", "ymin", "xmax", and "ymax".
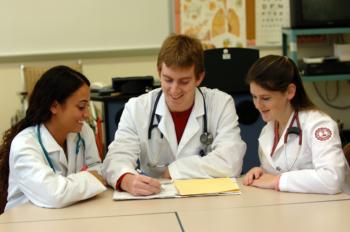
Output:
[{"xmin": 200, "ymin": 132, "xmax": 213, "ymax": 146}]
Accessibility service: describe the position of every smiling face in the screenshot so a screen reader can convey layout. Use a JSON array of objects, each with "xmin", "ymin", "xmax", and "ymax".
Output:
[
  {"xmin": 250, "ymin": 81, "xmax": 296, "ymax": 126},
  {"xmin": 50, "ymin": 84, "xmax": 90, "ymax": 133},
  {"xmin": 159, "ymin": 63, "xmax": 204, "ymax": 112}
]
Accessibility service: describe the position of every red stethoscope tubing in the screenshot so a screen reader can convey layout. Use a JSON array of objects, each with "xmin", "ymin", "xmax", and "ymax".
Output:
[{"xmin": 271, "ymin": 111, "xmax": 302, "ymax": 156}]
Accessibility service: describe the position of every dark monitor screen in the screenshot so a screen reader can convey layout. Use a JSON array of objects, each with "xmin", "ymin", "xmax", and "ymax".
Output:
[
  {"xmin": 303, "ymin": 0, "xmax": 350, "ymax": 22},
  {"xmin": 291, "ymin": 0, "xmax": 350, "ymax": 28}
]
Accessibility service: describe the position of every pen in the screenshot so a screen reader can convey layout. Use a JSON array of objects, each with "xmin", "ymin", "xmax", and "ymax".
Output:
[{"xmin": 136, "ymin": 168, "xmax": 149, "ymax": 176}]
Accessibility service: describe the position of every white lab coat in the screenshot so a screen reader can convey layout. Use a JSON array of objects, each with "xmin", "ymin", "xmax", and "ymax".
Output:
[
  {"xmin": 259, "ymin": 110, "xmax": 350, "ymax": 194},
  {"xmin": 103, "ymin": 87, "xmax": 246, "ymax": 188},
  {"xmin": 5, "ymin": 122, "xmax": 106, "ymax": 211}
]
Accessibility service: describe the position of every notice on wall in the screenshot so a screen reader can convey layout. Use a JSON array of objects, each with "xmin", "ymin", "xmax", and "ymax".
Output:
[{"xmin": 177, "ymin": 0, "xmax": 246, "ymax": 48}]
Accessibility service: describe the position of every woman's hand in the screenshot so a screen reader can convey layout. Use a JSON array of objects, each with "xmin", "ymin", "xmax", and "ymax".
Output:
[
  {"xmin": 121, "ymin": 173, "xmax": 161, "ymax": 196},
  {"xmin": 250, "ymin": 173, "xmax": 280, "ymax": 190},
  {"xmin": 243, "ymin": 167, "xmax": 264, "ymax": 186}
]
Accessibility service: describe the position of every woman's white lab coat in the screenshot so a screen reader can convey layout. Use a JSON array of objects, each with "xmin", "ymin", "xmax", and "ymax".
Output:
[
  {"xmin": 103, "ymin": 87, "xmax": 246, "ymax": 187},
  {"xmin": 259, "ymin": 110, "xmax": 350, "ymax": 194},
  {"xmin": 5, "ymin": 122, "xmax": 106, "ymax": 211}
]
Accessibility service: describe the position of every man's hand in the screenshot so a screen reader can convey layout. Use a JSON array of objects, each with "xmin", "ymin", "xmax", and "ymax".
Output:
[{"xmin": 120, "ymin": 173, "xmax": 161, "ymax": 196}]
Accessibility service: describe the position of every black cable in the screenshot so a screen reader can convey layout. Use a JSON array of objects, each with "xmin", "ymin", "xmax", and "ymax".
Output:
[
  {"xmin": 313, "ymin": 82, "xmax": 350, "ymax": 110},
  {"xmin": 325, "ymin": 81, "xmax": 339, "ymax": 101}
]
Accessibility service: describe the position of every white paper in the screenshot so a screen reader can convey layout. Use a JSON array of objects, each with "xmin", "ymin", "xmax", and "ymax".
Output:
[{"xmin": 113, "ymin": 180, "xmax": 179, "ymax": 200}]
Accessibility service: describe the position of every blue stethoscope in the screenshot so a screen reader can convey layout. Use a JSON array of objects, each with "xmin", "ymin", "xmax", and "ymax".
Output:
[
  {"xmin": 37, "ymin": 125, "xmax": 85, "ymax": 172},
  {"xmin": 148, "ymin": 88, "xmax": 213, "ymax": 158}
]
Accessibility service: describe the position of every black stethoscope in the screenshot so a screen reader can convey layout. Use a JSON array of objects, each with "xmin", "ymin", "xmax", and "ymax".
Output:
[
  {"xmin": 37, "ymin": 125, "xmax": 85, "ymax": 172},
  {"xmin": 272, "ymin": 111, "xmax": 302, "ymax": 172},
  {"xmin": 148, "ymin": 88, "xmax": 213, "ymax": 157}
]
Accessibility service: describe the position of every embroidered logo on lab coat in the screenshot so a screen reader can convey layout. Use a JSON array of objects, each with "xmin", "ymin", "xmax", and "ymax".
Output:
[{"xmin": 315, "ymin": 127, "xmax": 332, "ymax": 141}]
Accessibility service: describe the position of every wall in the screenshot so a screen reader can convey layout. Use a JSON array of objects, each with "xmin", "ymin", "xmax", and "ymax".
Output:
[
  {"xmin": 0, "ymin": 54, "xmax": 159, "ymax": 135},
  {"xmin": 1, "ymin": 47, "xmax": 349, "ymax": 137},
  {"xmin": 0, "ymin": 0, "xmax": 171, "ymax": 56},
  {"xmin": 0, "ymin": 1, "xmax": 349, "ymax": 136}
]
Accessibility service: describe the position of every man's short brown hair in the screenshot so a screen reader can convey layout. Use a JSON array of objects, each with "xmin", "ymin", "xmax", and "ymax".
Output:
[{"xmin": 157, "ymin": 34, "xmax": 204, "ymax": 79}]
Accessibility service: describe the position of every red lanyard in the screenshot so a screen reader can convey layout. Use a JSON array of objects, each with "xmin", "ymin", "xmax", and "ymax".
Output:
[{"xmin": 270, "ymin": 122, "xmax": 280, "ymax": 157}]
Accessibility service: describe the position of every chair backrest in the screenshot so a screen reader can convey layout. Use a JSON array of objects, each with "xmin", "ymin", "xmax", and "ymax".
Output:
[
  {"xmin": 21, "ymin": 62, "xmax": 83, "ymax": 99},
  {"xmin": 343, "ymin": 143, "xmax": 350, "ymax": 165}
]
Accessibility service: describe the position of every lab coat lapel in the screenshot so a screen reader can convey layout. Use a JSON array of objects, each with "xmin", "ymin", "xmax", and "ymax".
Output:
[
  {"xmin": 272, "ymin": 112, "xmax": 295, "ymax": 156},
  {"xmin": 156, "ymin": 94, "xmax": 178, "ymax": 155},
  {"xmin": 40, "ymin": 124, "xmax": 68, "ymax": 169},
  {"xmin": 66, "ymin": 133, "xmax": 77, "ymax": 174},
  {"xmin": 177, "ymin": 89, "xmax": 202, "ymax": 155},
  {"xmin": 258, "ymin": 122, "xmax": 276, "ymax": 166}
]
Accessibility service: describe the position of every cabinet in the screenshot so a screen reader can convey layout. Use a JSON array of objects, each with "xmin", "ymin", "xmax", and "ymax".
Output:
[
  {"xmin": 91, "ymin": 93, "xmax": 139, "ymax": 155},
  {"xmin": 282, "ymin": 27, "xmax": 350, "ymax": 82}
]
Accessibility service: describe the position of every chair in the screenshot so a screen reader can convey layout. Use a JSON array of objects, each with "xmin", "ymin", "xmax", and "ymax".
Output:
[
  {"xmin": 20, "ymin": 62, "xmax": 104, "ymax": 159},
  {"xmin": 20, "ymin": 61, "xmax": 83, "ymax": 110},
  {"xmin": 343, "ymin": 143, "xmax": 350, "ymax": 165},
  {"xmin": 11, "ymin": 61, "xmax": 83, "ymax": 126}
]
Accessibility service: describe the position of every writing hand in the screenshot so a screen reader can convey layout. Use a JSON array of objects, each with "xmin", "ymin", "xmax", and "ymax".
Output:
[{"xmin": 121, "ymin": 173, "xmax": 161, "ymax": 196}]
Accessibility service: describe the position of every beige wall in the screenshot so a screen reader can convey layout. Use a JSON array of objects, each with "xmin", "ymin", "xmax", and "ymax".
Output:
[
  {"xmin": 1, "ymin": 47, "xmax": 349, "ymax": 138},
  {"xmin": 0, "ymin": 54, "xmax": 159, "ymax": 136}
]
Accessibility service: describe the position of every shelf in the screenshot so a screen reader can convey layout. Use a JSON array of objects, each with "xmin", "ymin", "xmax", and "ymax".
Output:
[
  {"xmin": 283, "ymin": 27, "xmax": 350, "ymax": 82},
  {"xmin": 302, "ymin": 74, "xmax": 350, "ymax": 82},
  {"xmin": 282, "ymin": 27, "xmax": 350, "ymax": 36}
]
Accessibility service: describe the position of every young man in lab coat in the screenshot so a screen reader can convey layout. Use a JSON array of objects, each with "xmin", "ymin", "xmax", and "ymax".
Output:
[{"xmin": 103, "ymin": 34, "xmax": 246, "ymax": 196}]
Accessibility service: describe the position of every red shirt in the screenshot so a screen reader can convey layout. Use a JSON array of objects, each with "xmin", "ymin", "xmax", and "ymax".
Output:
[
  {"xmin": 116, "ymin": 105, "xmax": 194, "ymax": 190},
  {"xmin": 170, "ymin": 105, "xmax": 193, "ymax": 144}
]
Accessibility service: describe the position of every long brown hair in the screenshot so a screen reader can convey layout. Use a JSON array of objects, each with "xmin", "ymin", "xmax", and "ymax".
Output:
[
  {"xmin": 246, "ymin": 55, "xmax": 315, "ymax": 111},
  {"xmin": 0, "ymin": 66, "xmax": 90, "ymax": 212}
]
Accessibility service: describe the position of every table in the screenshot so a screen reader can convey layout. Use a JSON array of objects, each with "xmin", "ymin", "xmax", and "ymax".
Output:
[
  {"xmin": 1, "ymin": 179, "xmax": 350, "ymax": 231},
  {"xmin": 179, "ymin": 200, "xmax": 350, "ymax": 232}
]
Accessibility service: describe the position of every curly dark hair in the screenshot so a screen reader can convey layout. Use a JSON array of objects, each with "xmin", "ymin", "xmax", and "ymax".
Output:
[{"xmin": 0, "ymin": 65, "xmax": 90, "ymax": 213}]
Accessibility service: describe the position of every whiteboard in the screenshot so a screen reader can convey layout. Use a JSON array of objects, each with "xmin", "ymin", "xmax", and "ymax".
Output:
[{"xmin": 0, "ymin": 0, "xmax": 172, "ymax": 57}]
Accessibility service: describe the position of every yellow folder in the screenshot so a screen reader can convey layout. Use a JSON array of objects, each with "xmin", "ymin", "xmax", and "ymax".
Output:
[{"xmin": 174, "ymin": 178, "xmax": 240, "ymax": 196}]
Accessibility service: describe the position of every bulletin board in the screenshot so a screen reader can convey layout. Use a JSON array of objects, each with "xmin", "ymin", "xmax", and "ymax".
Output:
[{"xmin": 0, "ymin": 0, "xmax": 173, "ymax": 58}]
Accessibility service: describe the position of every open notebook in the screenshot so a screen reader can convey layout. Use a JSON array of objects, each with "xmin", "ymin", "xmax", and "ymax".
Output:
[{"xmin": 113, "ymin": 178, "xmax": 240, "ymax": 200}]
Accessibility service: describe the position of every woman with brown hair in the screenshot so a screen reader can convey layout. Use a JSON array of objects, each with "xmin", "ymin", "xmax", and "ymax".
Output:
[
  {"xmin": 243, "ymin": 55, "xmax": 350, "ymax": 194},
  {"xmin": 1, "ymin": 66, "xmax": 106, "ymax": 213}
]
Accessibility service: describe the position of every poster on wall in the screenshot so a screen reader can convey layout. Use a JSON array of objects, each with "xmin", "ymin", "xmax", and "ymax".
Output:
[
  {"xmin": 255, "ymin": 0, "xmax": 289, "ymax": 46},
  {"xmin": 175, "ymin": 0, "xmax": 246, "ymax": 49}
]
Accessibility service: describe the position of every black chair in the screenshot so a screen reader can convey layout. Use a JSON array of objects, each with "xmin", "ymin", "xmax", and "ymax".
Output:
[
  {"xmin": 201, "ymin": 47, "xmax": 263, "ymax": 173},
  {"xmin": 343, "ymin": 143, "xmax": 350, "ymax": 165}
]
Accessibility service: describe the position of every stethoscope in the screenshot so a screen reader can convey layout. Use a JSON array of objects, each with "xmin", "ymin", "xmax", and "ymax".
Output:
[
  {"xmin": 147, "ymin": 88, "xmax": 213, "ymax": 166},
  {"xmin": 37, "ymin": 125, "xmax": 85, "ymax": 172},
  {"xmin": 272, "ymin": 111, "xmax": 302, "ymax": 172}
]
